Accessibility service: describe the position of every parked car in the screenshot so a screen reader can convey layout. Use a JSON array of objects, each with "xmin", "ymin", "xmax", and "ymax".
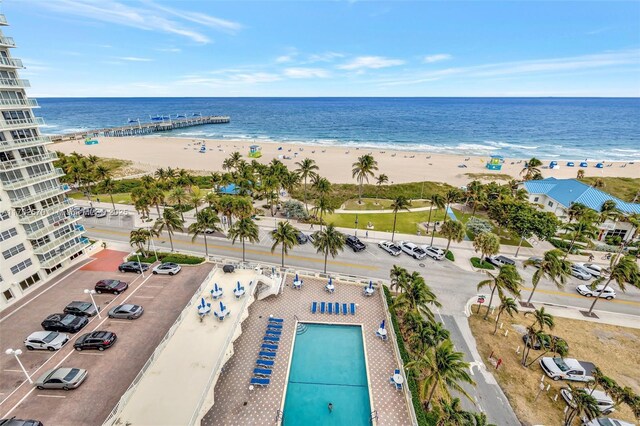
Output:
[
  {"xmin": 94, "ymin": 279, "xmax": 128, "ymax": 295},
  {"xmin": 0, "ymin": 418, "xmax": 44, "ymax": 426},
  {"xmin": 522, "ymin": 334, "xmax": 568, "ymax": 351},
  {"xmin": 204, "ymin": 228, "xmax": 217, "ymax": 234},
  {"xmin": 487, "ymin": 255, "xmax": 516, "ymax": 268},
  {"xmin": 307, "ymin": 233, "xmax": 316, "ymax": 244},
  {"xmin": 152, "ymin": 262, "xmax": 181, "ymax": 275},
  {"xmin": 222, "ymin": 264, "xmax": 235, "ymax": 273},
  {"xmin": 71, "ymin": 206, "xmax": 84, "ymax": 216},
  {"xmin": 83, "ymin": 208, "xmax": 96, "ymax": 217},
  {"xmin": 571, "ymin": 264, "xmax": 593, "ymax": 281},
  {"xmin": 296, "ymin": 232, "xmax": 308, "ymax": 244},
  {"xmin": 118, "ymin": 261, "xmax": 150, "ymax": 274},
  {"xmin": 561, "ymin": 387, "xmax": 615, "ymax": 415},
  {"xmin": 399, "ymin": 241, "xmax": 427, "ymax": 260},
  {"xmin": 108, "ymin": 304, "xmax": 144, "ymax": 319},
  {"xmin": 64, "ymin": 301, "xmax": 99, "ymax": 317},
  {"xmin": 576, "ymin": 284, "xmax": 616, "ymax": 300},
  {"xmin": 34, "ymin": 367, "xmax": 87, "ymax": 390},
  {"xmin": 41, "ymin": 313, "xmax": 88, "ymax": 334},
  {"xmin": 527, "ymin": 256, "xmax": 543, "ymax": 267},
  {"xmin": 420, "ymin": 245, "xmax": 446, "ymax": 260},
  {"xmin": 576, "ymin": 263, "xmax": 608, "ymax": 278},
  {"xmin": 583, "ymin": 418, "xmax": 634, "ymax": 426},
  {"xmin": 95, "ymin": 208, "xmax": 107, "ymax": 218},
  {"xmin": 74, "ymin": 331, "xmax": 117, "ymax": 351},
  {"xmin": 539, "ymin": 357, "xmax": 595, "ymax": 382},
  {"xmin": 24, "ymin": 331, "xmax": 69, "ymax": 351},
  {"xmin": 378, "ymin": 241, "xmax": 402, "ymax": 256},
  {"xmin": 345, "ymin": 235, "xmax": 366, "ymax": 252}
]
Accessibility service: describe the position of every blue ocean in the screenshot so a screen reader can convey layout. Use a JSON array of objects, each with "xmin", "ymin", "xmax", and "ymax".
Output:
[{"xmin": 37, "ymin": 97, "xmax": 640, "ymax": 161}]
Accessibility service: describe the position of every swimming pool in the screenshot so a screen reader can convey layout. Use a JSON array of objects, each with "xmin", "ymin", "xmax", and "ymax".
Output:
[{"xmin": 282, "ymin": 323, "xmax": 372, "ymax": 425}]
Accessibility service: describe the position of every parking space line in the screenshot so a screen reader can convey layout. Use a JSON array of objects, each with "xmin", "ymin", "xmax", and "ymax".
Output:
[
  {"xmin": 36, "ymin": 394, "xmax": 66, "ymax": 398},
  {"xmin": 132, "ymin": 296, "xmax": 154, "ymax": 299},
  {"xmin": 3, "ymin": 370, "xmax": 22, "ymax": 373},
  {"xmin": 145, "ymin": 285, "xmax": 163, "ymax": 288},
  {"xmin": 76, "ymin": 352, "xmax": 104, "ymax": 356}
]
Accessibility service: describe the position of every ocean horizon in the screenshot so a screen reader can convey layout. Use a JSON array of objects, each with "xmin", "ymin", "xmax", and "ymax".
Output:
[{"xmin": 38, "ymin": 97, "xmax": 640, "ymax": 161}]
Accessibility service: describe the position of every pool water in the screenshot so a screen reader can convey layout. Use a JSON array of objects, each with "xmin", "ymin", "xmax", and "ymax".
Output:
[{"xmin": 283, "ymin": 323, "xmax": 371, "ymax": 425}]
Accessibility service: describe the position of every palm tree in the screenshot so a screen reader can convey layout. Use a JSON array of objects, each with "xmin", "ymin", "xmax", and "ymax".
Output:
[
  {"xmin": 563, "ymin": 384, "xmax": 601, "ymax": 426},
  {"xmin": 271, "ymin": 221, "xmax": 299, "ymax": 267},
  {"xmin": 390, "ymin": 196, "xmax": 411, "ymax": 242},
  {"xmin": 154, "ymin": 208, "xmax": 184, "ymax": 252},
  {"xmin": 477, "ymin": 264, "xmax": 522, "ymax": 320},
  {"xmin": 576, "ymin": 169, "xmax": 585, "ymax": 179},
  {"xmin": 312, "ymin": 197, "xmax": 334, "ymax": 230},
  {"xmin": 189, "ymin": 186, "xmax": 204, "ymax": 215},
  {"xmin": 101, "ymin": 177, "xmax": 117, "ymax": 210},
  {"xmin": 562, "ymin": 219, "xmax": 599, "ymax": 260},
  {"xmin": 599, "ymin": 200, "xmax": 619, "ymax": 224},
  {"xmin": 566, "ymin": 202, "xmax": 589, "ymax": 225},
  {"xmin": 440, "ymin": 220, "xmax": 466, "ymax": 253},
  {"xmin": 523, "ymin": 249, "xmax": 571, "ymax": 305},
  {"xmin": 228, "ymin": 217, "xmax": 259, "ymax": 262},
  {"xmin": 393, "ymin": 274, "xmax": 441, "ymax": 321},
  {"xmin": 295, "ymin": 158, "xmax": 319, "ymax": 214},
  {"xmin": 188, "ymin": 208, "xmax": 221, "ymax": 258},
  {"xmin": 442, "ymin": 189, "xmax": 461, "ymax": 224},
  {"xmin": 352, "ymin": 154, "xmax": 378, "ymax": 204},
  {"xmin": 428, "ymin": 194, "xmax": 446, "ymax": 246},
  {"xmin": 472, "ymin": 412, "xmax": 497, "ymax": 426},
  {"xmin": 406, "ymin": 339, "xmax": 475, "ymax": 410},
  {"xmin": 146, "ymin": 185, "xmax": 165, "ymax": 217},
  {"xmin": 587, "ymin": 254, "xmax": 640, "ymax": 315},
  {"xmin": 390, "ymin": 265, "xmax": 409, "ymax": 294},
  {"xmin": 168, "ymin": 187, "xmax": 188, "ymax": 221},
  {"xmin": 493, "ymin": 296, "xmax": 518, "ymax": 334},
  {"xmin": 421, "ymin": 321, "xmax": 450, "ymax": 350},
  {"xmin": 311, "ymin": 223, "xmax": 345, "ymax": 273},
  {"xmin": 520, "ymin": 157, "xmax": 543, "ymax": 181},
  {"xmin": 435, "ymin": 397, "xmax": 474, "ymax": 426},
  {"xmin": 375, "ymin": 174, "xmax": 388, "ymax": 201},
  {"xmin": 205, "ymin": 191, "xmax": 219, "ymax": 210},
  {"xmin": 473, "ymin": 232, "xmax": 500, "ymax": 261},
  {"xmin": 129, "ymin": 229, "xmax": 149, "ymax": 256},
  {"xmin": 521, "ymin": 307, "xmax": 554, "ymax": 366}
]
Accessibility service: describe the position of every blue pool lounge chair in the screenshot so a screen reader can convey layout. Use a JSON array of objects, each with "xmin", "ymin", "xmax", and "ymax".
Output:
[
  {"xmin": 320, "ymin": 302, "xmax": 326, "ymax": 314},
  {"xmin": 342, "ymin": 303, "xmax": 348, "ymax": 315},
  {"xmin": 311, "ymin": 301, "xmax": 317, "ymax": 313},
  {"xmin": 327, "ymin": 302, "xmax": 333, "ymax": 314},
  {"xmin": 267, "ymin": 323, "xmax": 283, "ymax": 330},
  {"xmin": 258, "ymin": 351, "xmax": 276, "ymax": 359},
  {"xmin": 254, "ymin": 368, "xmax": 272, "ymax": 377},
  {"xmin": 266, "ymin": 329, "xmax": 282, "ymax": 336},
  {"xmin": 268, "ymin": 317, "xmax": 284, "ymax": 323},
  {"xmin": 256, "ymin": 359, "xmax": 275, "ymax": 367},
  {"xmin": 264, "ymin": 335, "xmax": 280, "ymax": 343},
  {"xmin": 335, "ymin": 302, "xmax": 340, "ymax": 315},
  {"xmin": 250, "ymin": 377, "xmax": 270, "ymax": 387},
  {"xmin": 262, "ymin": 343, "xmax": 278, "ymax": 351},
  {"xmin": 350, "ymin": 303, "xmax": 356, "ymax": 315}
]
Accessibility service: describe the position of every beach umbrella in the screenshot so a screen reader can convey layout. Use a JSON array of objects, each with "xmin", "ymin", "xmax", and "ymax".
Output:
[
  {"xmin": 237, "ymin": 281, "xmax": 241, "ymax": 291},
  {"xmin": 201, "ymin": 297, "xmax": 206, "ymax": 308},
  {"xmin": 328, "ymin": 277, "xmax": 332, "ymax": 285},
  {"xmin": 295, "ymin": 273, "xmax": 299, "ymax": 282},
  {"xmin": 380, "ymin": 320, "xmax": 386, "ymax": 330},
  {"xmin": 214, "ymin": 283, "xmax": 219, "ymax": 292},
  {"xmin": 369, "ymin": 281, "xmax": 373, "ymax": 290},
  {"xmin": 219, "ymin": 301, "xmax": 225, "ymax": 312}
]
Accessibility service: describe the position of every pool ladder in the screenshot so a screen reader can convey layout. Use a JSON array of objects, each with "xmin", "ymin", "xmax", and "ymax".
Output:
[
  {"xmin": 296, "ymin": 323, "xmax": 308, "ymax": 335},
  {"xmin": 370, "ymin": 410, "xmax": 378, "ymax": 424},
  {"xmin": 275, "ymin": 409, "xmax": 284, "ymax": 424}
]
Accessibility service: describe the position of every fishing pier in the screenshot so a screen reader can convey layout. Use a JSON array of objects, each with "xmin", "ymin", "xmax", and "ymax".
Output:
[{"xmin": 50, "ymin": 115, "xmax": 230, "ymax": 142}]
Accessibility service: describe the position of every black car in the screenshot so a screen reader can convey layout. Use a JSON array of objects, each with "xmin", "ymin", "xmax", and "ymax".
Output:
[
  {"xmin": 296, "ymin": 232, "xmax": 308, "ymax": 244},
  {"xmin": 83, "ymin": 208, "xmax": 96, "ymax": 217},
  {"xmin": 118, "ymin": 261, "xmax": 150, "ymax": 273},
  {"xmin": 74, "ymin": 331, "xmax": 117, "ymax": 351},
  {"xmin": 345, "ymin": 235, "xmax": 366, "ymax": 252},
  {"xmin": 0, "ymin": 419, "xmax": 44, "ymax": 426},
  {"xmin": 223, "ymin": 264, "xmax": 235, "ymax": 273},
  {"xmin": 64, "ymin": 301, "xmax": 99, "ymax": 317},
  {"xmin": 522, "ymin": 334, "xmax": 569, "ymax": 351},
  {"xmin": 41, "ymin": 313, "xmax": 89, "ymax": 334}
]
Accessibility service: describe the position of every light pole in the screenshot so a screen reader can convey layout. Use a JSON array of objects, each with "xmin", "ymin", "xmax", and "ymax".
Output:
[
  {"xmin": 5, "ymin": 348, "xmax": 32, "ymax": 384},
  {"xmin": 84, "ymin": 289, "xmax": 101, "ymax": 319},
  {"xmin": 150, "ymin": 237, "xmax": 159, "ymax": 261},
  {"xmin": 136, "ymin": 253, "xmax": 146, "ymax": 277},
  {"xmin": 354, "ymin": 214, "xmax": 359, "ymax": 238}
]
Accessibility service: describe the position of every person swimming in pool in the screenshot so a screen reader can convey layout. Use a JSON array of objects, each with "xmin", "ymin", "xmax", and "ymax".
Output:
[{"xmin": 328, "ymin": 403, "xmax": 333, "ymax": 413}]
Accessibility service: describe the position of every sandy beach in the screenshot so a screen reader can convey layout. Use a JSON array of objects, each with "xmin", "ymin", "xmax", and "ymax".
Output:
[{"xmin": 52, "ymin": 136, "xmax": 640, "ymax": 186}]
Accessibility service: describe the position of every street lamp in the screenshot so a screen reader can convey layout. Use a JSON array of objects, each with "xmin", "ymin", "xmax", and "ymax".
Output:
[
  {"xmin": 5, "ymin": 348, "xmax": 32, "ymax": 384},
  {"xmin": 84, "ymin": 289, "xmax": 101, "ymax": 319},
  {"xmin": 354, "ymin": 214, "xmax": 359, "ymax": 237},
  {"xmin": 136, "ymin": 253, "xmax": 146, "ymax": 277}
]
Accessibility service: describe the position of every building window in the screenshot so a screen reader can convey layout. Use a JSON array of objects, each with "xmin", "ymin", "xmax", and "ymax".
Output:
[
  {"xmin": 547, "ymin": 201, "xmax": 554, "ymax": 208},
  {"xmin": 45, "ymin": 263, "xmax": 62, "ymax": 274},
  {"xmin": 605, "ymin": 229, "xmax": 628, "ymax": 240},
  {"xmin": 533, "ymin": 197, "xmax": 539, "ymax": 202},
  {"xmin": 2, "ymin": 289, "xmax": 13, "ymax": 302},
  {"xmin": 3, "ymin": 243, "xmax": 26, "ymax": 260},
  {"xmin": 10, "ymin": 258, "xmax": 33, "ymax": 275},
  {"xmin": 0, "ymin": 227, "xmax": 18, "ymax": 242},
  {"xmin": 0, "ymin": 210, "xmax": 10, "ymax": 221},
  {"xmin": 18, "ymin": 272, "xmax": 40, "ymax": 291}
]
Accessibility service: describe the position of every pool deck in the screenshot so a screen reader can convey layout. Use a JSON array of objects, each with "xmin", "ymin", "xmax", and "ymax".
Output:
[{"xmin": 202, "ymin": 275, "xmax": 412, "ymax": 426}]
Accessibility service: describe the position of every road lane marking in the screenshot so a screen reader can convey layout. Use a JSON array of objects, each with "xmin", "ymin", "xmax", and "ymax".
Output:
[{"xmin": 523, "ymin": 287, "xmax": 640, "ymax": 307}]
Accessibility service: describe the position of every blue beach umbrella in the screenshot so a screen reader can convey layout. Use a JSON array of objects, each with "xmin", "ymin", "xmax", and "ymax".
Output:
[
  {"xmin": 214, "ymin": 283, "xmax": 219, "ymax": 292},
  {"xmin": 380, "ymin": 320, "xmax": 385, "ymax": 330},
  {"xmin": 236, "ymin": 281, "xmax": 241, "ymax": 291},
  {"xmin": 328, "ymin": 277, "xmax": 332, "ymax": 285},
  {"xmin": 295, "ymin": 273, "xmax": 299, "ymax": 281},
  {"xmin": 200, "ymin": 297, "xmax": 206, "ymax": 308},
  {"xmin": 369, "ymin": 281, "xmax": 373, "ymax": 289},
  {"xmin": 219, "ymin": 301, "xmax": 225, "ymax": 312}
]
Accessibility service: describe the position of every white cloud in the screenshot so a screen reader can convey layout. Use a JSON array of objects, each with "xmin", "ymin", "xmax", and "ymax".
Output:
[
  {"xmin": 179, "ymin": 71, "xmax": 281, "ymax": 86},
  {"xmin": 118, "ymin": 56, "xmax": 154, "ymax": 62},
  {"xmin": 156, "ymin": 47, "xmax": 181, "ymax": 53},
  {"xmin": 338, "ymin": 56, "xmax": 405, "ymax": 70},
  {"xmin": 423, "ymin": 54, "xmax": 452, "ymax": 63},
  {"xmin": 276, "ymin": 55, "xmax": 294, "ymax": 63},
  {"xmin": 283, "ymin": 68, "xmax": 330, "ymax": 78},
  {"xmin": 307, "ymin": 52, "xmax": 344, "ymax": 63},
  {"xmin": 145, "ymin": 1, "xmax": 243, "ymax": 34}
]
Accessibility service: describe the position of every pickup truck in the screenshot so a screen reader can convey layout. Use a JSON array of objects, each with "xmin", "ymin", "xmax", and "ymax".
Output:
[
  {"xmin": 345, "ymin": 235, "xmax": 366, "ymax": 252},
  {"xmin": 539, "ymin": 357, "xmax": 595, "ymax": 382}
]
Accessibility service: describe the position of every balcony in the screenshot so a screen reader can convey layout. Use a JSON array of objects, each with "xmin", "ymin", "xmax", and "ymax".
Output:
[
  {"xmin": 10, "ymin": 184, "xmax": 70, "ymax": 208},
  {"xmin": 0, "ymin": 56, "xmax": 23, "ymax": 68},
  {"xmin": 0, "ymin": 35, "xmax": 15, "ymax": 48},
  {"xmin": 38, "ymin": 238, "xmax": 89, "ymax": 269},
  {"xmin": 0, "ymin": 135, "xmax": 52, "ymax": 151},
  {"xmin": 32, "ymin": 228, "xmax": 86, "ymax": 255},
  {"xmin": 0, "ymin": 117, "xmax": 45, "ymax": 131},
  {"xmin": 24, "ymin": 215, "xmax": 81, "ymax": 241},
  {"xmin": 1, "ymin": 167, "xmax": 64, "ymax": 190},
  {"xmin": 0, "ymin": 98, "xmax": 39, "ymax": 109},
  {"xmin": 18, "ymin": 199, "xmax": 75, "ymax": 224},
  {"xmin": 0, "ymin": 151, "xmax": 58, "ymax": 171},
  {"xmin": 0, "ymin": 15, "xmax": 7, "ymax": 26},
  {"xmin": 0, "ymin": 78, "xmax": 30, "ymax": 89}
]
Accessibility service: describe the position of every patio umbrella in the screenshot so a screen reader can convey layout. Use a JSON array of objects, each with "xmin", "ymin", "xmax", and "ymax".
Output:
[
  {"xmin": 380, "ymin": 320, "xmax": 385, "ymax": 330},
  {"xmin": 236, "ymin": 281, "xmax": 241, "ymax": 291},
  {"xmin": 201, "ymin": 297, "xmax": 206, "ymax": 308},
  {"xmin": 219, "ymin": 301, "xmax": 225, "ymax": 312},
  {"xmin": 295, "ymin": 273, "xmax": 299, "ymax": 281},
  {"xmin": 328, "ymin": 277, "xmax": 332, "ymax": 285},
  {"xmin": 214, "ymin": 283, "xmax": 219, "ymax": 292},
  {"xmin": 369, "ymin": 281, "xmax": 373, "ymax": 290}
]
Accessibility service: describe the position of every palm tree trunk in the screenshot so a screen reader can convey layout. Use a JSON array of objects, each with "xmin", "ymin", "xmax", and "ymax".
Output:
[
  {"xmin": 446, "ymin": 238, "xmax": 452, "ymax": 252},
  {"xmin": 515, "ymin": 235, "xmax": 524, "ymax": 257},
  {"xmin": 587, "ymin": 278, "xmax": 613, "ymax": 314},
  {"xmin": 563, "ymin": 233, "xmax": 579, "ymax": 260},
  {"xmin": 484, "ymin": 285, "xmax": 497, "ymax": 320},
  {"xmin": 493, "ymin": 311, "xmax": 502, "ymax": 334},
  {"xmin": 168, "ymin": 232, "xmax": 174, "ymax": 252},
  {"xmin": 203, "ymin": 234, "xmax": 209, "ymax": 258},
  {"xmin": 428, "ymin": 204, "xmax": 435, "ymax": 246},
  {"xmin": 155, "ymin": 203, "xmax": 161, "ymax": 218},
  {"xmin": 443, "ymin": 203, "xmax": 450, "ymax": 223},
  {"xmin": 303, "ymin": 178, "xmax": 308, "ymax": 214},
  {"xmin": 472, "ymin": 202, "xmax": 477, "ymax": 217},
  {"xmin": 426, "ymin": 381, "xmax": 439, "ymax": 410},
  {"xmin": 358, "ymin": 178, "xmax": 363, "ymax": 204},
  {"xmin": 526, "ymin": 283, "xmax": 538, "ymax": 304},
  {"xmin": 109, "ymin": 192, "xmax": 116, "ymax": 210},
  {"xmin": 178, "ymin": 202, "xmax": 185, "ymax": 221},
  {"xmin": 392, "ymin": 211, "xmax": 398, "ymax": 242},
  {"xmin": 281, "ymin": 245, "xmax": 285, "ymax": 267},
  {"xmin": 324, "ymin": 251, "xmax": 328, "ymax": 274},
  {"xmin": 242, "ymin": 239, "xmax": 246, "ymax": 262},
  {"xmin": 526, "ymin": 349, "xmax": 551, "ymax": 367}
]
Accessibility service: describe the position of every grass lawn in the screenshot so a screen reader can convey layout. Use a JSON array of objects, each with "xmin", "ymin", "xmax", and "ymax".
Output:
[
  {"xmin": 324, "ymin": 209, "xmax": 447, "ymax": 235},
  {"xmin": 341, "ymin": 198, "xmax": 432, "ymax": 211},
  {"xmin": 580, "ymin": 177, "xmax": 640, "ymax": 202},
  {"xmin": 468, "ymin": 309, "xmax": 639, "ymax": 425},
  {"xmin": 69, "ymin": 191, "xmax": 133, "ymax": 204},
  {"xmin": 464, "ymin": 172, "xmax": 514, "ymax": 181},
  {"xmin": 455, "ymin": 210, "xmax": 532, "ymax": 247}
]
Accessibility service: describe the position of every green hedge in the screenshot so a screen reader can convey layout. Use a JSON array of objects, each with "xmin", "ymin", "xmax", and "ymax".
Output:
[
  {"xmin": 470, "ymin": 257, "xmax": 495, "ymax": 270},
  {"xmin": 548, "ymin": 238, "xmax": 582, "ymax": 254},
  {"xmin": 445, "ymin": 250, "xmax": 455, "ymax": 261},
  {"xmin": 383, "ymin": 286, "xmax": 435, "ymax": 426},
  {"xmin": 128, "ymin": 252, "xmax": 204, "ymax": 265}
]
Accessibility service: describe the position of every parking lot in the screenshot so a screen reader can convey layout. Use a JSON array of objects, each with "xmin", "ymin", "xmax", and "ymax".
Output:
[{"xmin": 0, "ymin": 249, "xmax": 213, "ymax": 425}]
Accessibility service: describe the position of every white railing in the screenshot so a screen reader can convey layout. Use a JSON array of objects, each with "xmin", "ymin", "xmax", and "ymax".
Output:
[
  {"xmin": 32, "ymin": 228, "xmax": 85, "ymax": 254},
  {"xmin": 0, "ymin": 135, "xmax": 52, "ymax": 150},
  {"xmin": 0, "ymin": 15, "xmax": 7, "ymax": 25},
  {"xmin": 1, "ymin": 167, "xmax": 63, "ymax": 190},
  {"xmin": 17, "ymin": 200, "xmax": 74, "ymax": 224},
  {"xmin": 0, "ymin": 35, "xmax": 15, "ymax": 47},
  {"xmin": 39, "ymin": 238, "xmax": 88, "ymax": 268},
  {"xmin": 0, "ymin": 116, "xmax": 44, "ymax": 130},
  {"xmin": 103, "ymin": 267, "xmax": 219, "ymax": 426},
  {"xmin": 0, "ymin": 56, "xmax": 23, "ymax": 68},
  {"xmin": 0, "ymin": 77, "xmax": 30, "ymax": 88},
  {"xmin": 25, "ymin": 215, "xmax": 81, "ymax": 241},
  {"xmin": 0, "ymin": 98, "xmax": 38, "ymax": 108},
  {"xmin": 0, "ymin": 151, "xmax": 57, "ymax": 171},
  {"xmin": 10, "ymin": 184, "xmax": 69, "ymax": 208}
]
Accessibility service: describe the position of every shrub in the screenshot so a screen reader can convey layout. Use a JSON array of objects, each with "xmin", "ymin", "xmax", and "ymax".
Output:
[
  {"xmin": 466, "ymin": 216, "xmax": 493, "ymax": 236},
  {"xmin": 445, "ymin": 250, "xmax": 455, "ymax": 261},
  {"xmin": 548, "ymin": 238, "xmax": 582, "ymax": 253},
  {"xmin": 128, "ymin": 251, "xmax": 204, "ymax": 265},
  {"xmin": 470, "ymin": 257, "xmax": 495, "ymax": 270},
  {"xmin": 283, "ymin": 200, "xmax": 309, "ymax": 220}
]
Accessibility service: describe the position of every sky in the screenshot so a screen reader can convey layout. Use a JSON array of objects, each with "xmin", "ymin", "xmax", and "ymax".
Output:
[{"xmin": 3, "ymin": 0, "xmax": 640, "ymax": 97}]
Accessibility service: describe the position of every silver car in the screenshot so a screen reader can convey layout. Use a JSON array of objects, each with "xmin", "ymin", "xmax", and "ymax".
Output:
[
  {"xmin": 570, "ymin": 265, "xmax": 592, "ymax": 281},
  {"xmin": 152, "ymin": 262, "xmax": 182, "ymax": 275},
  {"xmin": 108, "ymin": 304, "xmax": 144, "ymax": 319},
  {"xmin": 35, "ymin": 367, "xmax": 87, "ymax": 390},
  {"xmin": 24, "ymin": 331, "xmax": 69, "ymax": 351}
]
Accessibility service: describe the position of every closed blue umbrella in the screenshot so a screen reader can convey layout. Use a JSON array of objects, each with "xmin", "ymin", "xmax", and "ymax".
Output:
[
  {"xmin": 380, "ymin": 320, "xmax": 385, "ymax": 330},
  {"xmin": 201, "ymin": 297, "xmax": 206, "ymax": 308},
  {"xmin": 214, "ymin": 283, "xmax": 219, "ymax": 292},
  {"xmin": 369, "ymin": 281, "xmax": 373, "ymax": 290},
  {"xmin": 295, "ymin": 273, "xmax": 299, "ymax": 281},
  {"xmin": 219, "ymin": 301, "xmax": 225, "ymax": 312},
  {"xmin": 237, "ymin": 281, "xmax": 241, "ymax": 291}
]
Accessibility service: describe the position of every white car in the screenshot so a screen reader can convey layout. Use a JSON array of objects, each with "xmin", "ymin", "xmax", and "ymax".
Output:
[
  {"xmin": 399, "ymin": 241, "xmax": 427, "ymax": 260},
  {"xmin": 562, "ymin": 387, "xmax": 615, "ymax": 415},
  {"xmin": 570, "ymin": 265, "xmax": 592, "ymax": 281},
  {"xmin": 576, "ymin": 284, "xmax": 616, "ymax": 300},
  {"xmin": 24, "ymin": 331, "xmax": 70, "ymax": 351},
  {"xmin": 576, "ymin": 263, "xmax": 608, "ymax": 278},
  {"xmin": 583, "ymin": 418, "xmax": 635, "ymax": 426},
  {"xmin": 95, "ymin": 208, "xmax": 107, "ymax": 218},
  {"xmin": 420, "ymin": 245, "xmax": 445, "ymax": 260},
  {"xmin": 378, "ymin": 241, "xmax": 402, "ymax": 256},
  {"xmin": 152, "ymin": 262, "xmax": 182, "ymax": 275}
]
